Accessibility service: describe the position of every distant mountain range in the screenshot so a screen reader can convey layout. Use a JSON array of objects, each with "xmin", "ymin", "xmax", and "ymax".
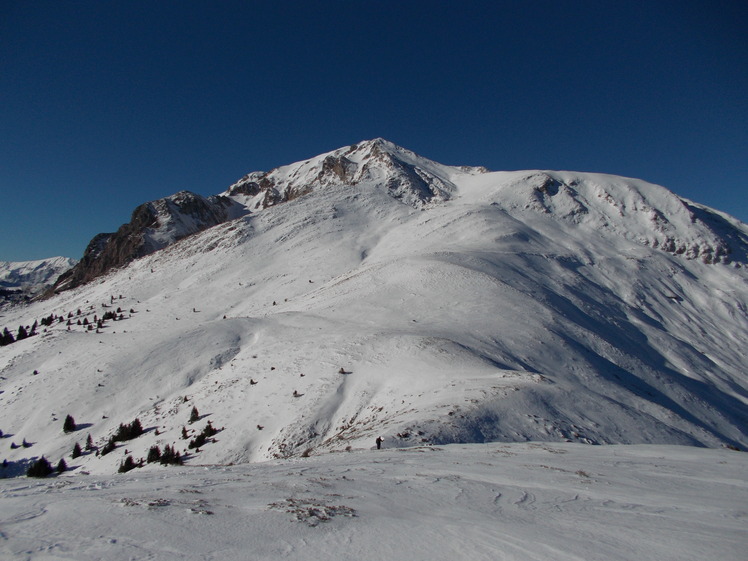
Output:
[
  {"xmin": 0, "ymin": 257, "xmax": 76, "ymax": 305},
  {"xmin": 1, "ymin": 139, "xmax": 746, "ymax": 477}
]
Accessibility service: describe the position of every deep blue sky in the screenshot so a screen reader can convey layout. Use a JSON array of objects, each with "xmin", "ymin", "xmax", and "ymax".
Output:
[{"xmin": 1, "ymin": 1, "xmax": 746, "ymax": 261}]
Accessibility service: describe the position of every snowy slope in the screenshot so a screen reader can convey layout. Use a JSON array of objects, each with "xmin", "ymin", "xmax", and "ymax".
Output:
[
  {"xmin": 1, "ymin": 140, "xmax": 747, "ymax": 480},
  {"xmin": 1, "ymin": 443, "xmax": 746, "ymax": 561}
]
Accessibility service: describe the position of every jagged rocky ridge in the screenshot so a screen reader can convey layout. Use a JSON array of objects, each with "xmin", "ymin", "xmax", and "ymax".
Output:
[
  {"xmin": 52, "ymin": 139, "xmax": 746, "ymax": 297},
  {"xmin": 50, "ymin": 191, "xmax": 246, "ymax": 294},
  {"xmin": 52, "ymin": 140, "xmax": 470, "ymax": 294}
]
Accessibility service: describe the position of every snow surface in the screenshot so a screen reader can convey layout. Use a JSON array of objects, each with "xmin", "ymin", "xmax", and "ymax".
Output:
[
  {"xmin": 0, "ymin": 139, "xmax": 747, "ymax": 558},
  {"xmin": 1, "ymin": 443, "xmax": 746, "ymax": 560}
]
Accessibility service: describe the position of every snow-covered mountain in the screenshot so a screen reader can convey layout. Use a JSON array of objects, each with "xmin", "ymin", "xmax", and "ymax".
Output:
[
  {"xmin": 0, "ymin": 257, "xmax": 76, "ymax": 304},
  {"xmin": 1, "ymin": 139, "xmax": 747, "ymax": 479}
]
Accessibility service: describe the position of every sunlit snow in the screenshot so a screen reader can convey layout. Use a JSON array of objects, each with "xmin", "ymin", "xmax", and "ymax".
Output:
[{"xmin": 1, "ymin": 140, "xmax": 746, "ymax": 559}]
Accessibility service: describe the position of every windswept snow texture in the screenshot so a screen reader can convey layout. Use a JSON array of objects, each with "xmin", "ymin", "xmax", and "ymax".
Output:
[
  {"xmin": 0, "ymin": 139, "xmax": 747, "ymax": 480},
  {"xmin": 1, "ymin": 444, "xmax": 746, "ymax": 561}
]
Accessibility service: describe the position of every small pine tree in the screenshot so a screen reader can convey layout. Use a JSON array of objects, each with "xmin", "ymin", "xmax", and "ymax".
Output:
[
  {"xmin": 159, "ymin": 444, "xmax": 183, "ymax": 465},
  {"xmin": 1, "ymin": 327, "xmax": 14, "ymax": 346},
  {"xmin": 113, "ymin": 418, "xmax": 143, "ymax": 442},
  {"xmin": 27, "ymin": 456, "xmax": 53, "ymax": 477},
  {"xmin": 146, "ymin": 445, "xmax": 161, "ymax": 463},
  {"xmin": 182, "ymin": 426, "xmax": 189, "ymax": 440},
  {"xmin": 188, "ymin": 433, "xmax": 207, "ymax": 450},
  {"xmin": 130, "ymin": 418, "xmax": 143, "ymax": 438},
  {"xmin": 63, "ymin": 414, "xmax": 76, "ymax": 433},
  {"xmin": 101, "ymin": 438, "xmax": 116, "ymax": 456},
  {"xmin": 72, "ymin": 442, "xmax": 82, "ymax": 458},
  {"xmin": 203, "ymin": 421, "xmax": 217, "ymax": 437},
  {"xmin": 85, "ymin": 434, "xmax": 94, "ymax": 450},
  {"xmin": 57, "ymin": 458, "xmax": 67, "ymax": 473},
  {"xmin": 189, "ymin": 406, "xmax": 199, "ymax": 424},
  {"xmin": 118, "ymin": 455, "xmax": 137, "ymax": 473},
  {"xmin": 16, "ymin": 325, "xmax": 28, "ymax": 341}
]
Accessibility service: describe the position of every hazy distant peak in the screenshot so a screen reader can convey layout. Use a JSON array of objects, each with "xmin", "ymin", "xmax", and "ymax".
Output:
[{"xmin": 0, "ymin": 256, "xmax": 77, "ymax": 305}]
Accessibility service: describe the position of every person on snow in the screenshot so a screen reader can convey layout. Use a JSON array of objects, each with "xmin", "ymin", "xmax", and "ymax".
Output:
[{"xmin": 376, "ymin": 436, "xmax": 383, "ymax": 449}]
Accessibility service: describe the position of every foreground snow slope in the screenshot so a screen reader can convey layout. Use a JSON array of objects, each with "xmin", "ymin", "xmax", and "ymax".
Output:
[
  {"xmin": 1, "ymin": 140, "xmax": 747, "ymax": 477},
  {"xmin": 1, "ymin": 443, "xmax": 746, "ymax": 561}
]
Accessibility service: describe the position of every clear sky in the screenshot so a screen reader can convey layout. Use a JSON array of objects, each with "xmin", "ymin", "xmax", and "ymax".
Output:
[{"xmin": 1, "ymin": 1, "xmax": 746, "ymax": 262}]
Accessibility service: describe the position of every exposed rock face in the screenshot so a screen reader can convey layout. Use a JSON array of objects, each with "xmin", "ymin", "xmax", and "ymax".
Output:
[
  {"xmin": 225, "ymin": 138, "xmax": 460, "ymax": 210},
  {"xmin": 50, "ymin": 192, "xmax": 240, "ymax": 294}
]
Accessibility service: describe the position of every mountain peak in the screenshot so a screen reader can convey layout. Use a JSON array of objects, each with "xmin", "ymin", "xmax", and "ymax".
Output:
[
  {"xmin": 225, "ymin": 138, "xmax": 458, "ymax": 210},
  {"xmin": 46, "ymin": 140, "xmax": 748, "ymax": 297}
]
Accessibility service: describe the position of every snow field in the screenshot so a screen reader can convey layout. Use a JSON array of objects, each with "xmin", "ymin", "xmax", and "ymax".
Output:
[{"xmin": 1, "ymin": 443, "xmax": 746, "ymax": 561}]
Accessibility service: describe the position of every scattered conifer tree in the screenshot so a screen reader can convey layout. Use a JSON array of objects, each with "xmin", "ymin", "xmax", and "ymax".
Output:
[
  {"xmin": 16, "ymin": 325, "xmax": 28, "ymax": 340},
  {"xmin": 113, "ymin": 418, "xmax": 143, "ymax": 442},
  {"xmin": 188, "ymin": 421, "xmax": 219, "ymax": 450},
  {"xmin": 57, "ymin": 458, "xmax": 67, "ymax": 473},
  {"xmin": 182, "ymin": 426, "xmax": 189, "ymax": 440},
  {"xmin": 147, "ymin": 445, "xmax": 161, "ymax": 463},
  {"xmin": 63, "ymin": 414, "xmax": 76, "ymax": 433},
  {"xmin": 118, "ymin": 455, "xmax": 138, "ymax": 473},
  {"xmin": 189, "ymin": 406, "xmax": 199, "ymax": 424},
  {"xmin": 27, "ymin": 456, "xmax": 53, "ymax": 477},
  {"xmin": 203, "ymin": 421, "xmax": 217, "ymax": 437},
  {"xmin": 1, "ymin": 327, "xmax": 15, "ymax": 346},
  {"xmin": 188, "ymin": 433, "xmax": 207, "ymax": 450},
  {"xmin": 159, "ymin": 444, "xmax": 183, "ymax": 465},
  {"xmin": 101, "ymin": 437, "xmax": 116, "ymax": 456},
  {"xmin": 85, "ymin": 434, "xmax": 94, "ymax": 450},
  {"xmin": 72, "ymin": 442, "xmax": 82, "ymax": 458}
]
